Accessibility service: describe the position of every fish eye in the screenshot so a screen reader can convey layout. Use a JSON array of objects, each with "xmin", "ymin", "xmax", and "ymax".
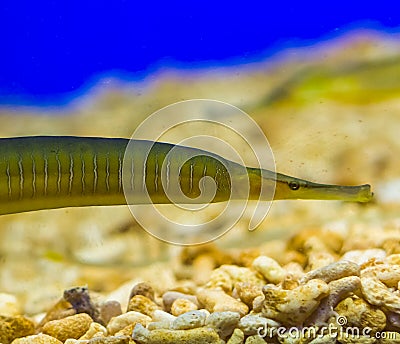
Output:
[{"xmin": 288, "ymin": 181, "xmax": 300, "ymax": 190}]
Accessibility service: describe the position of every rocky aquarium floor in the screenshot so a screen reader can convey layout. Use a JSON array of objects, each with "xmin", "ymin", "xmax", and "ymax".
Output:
[{"xmin": 1, "ymin": 31, "xmax": 400, "ymax": 343}]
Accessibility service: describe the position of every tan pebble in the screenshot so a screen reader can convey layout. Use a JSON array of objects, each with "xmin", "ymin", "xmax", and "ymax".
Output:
[
  {"xmin": 300, "ymin": 260, "xmax": 360, "ymax": 284},
  {"xmin": 206, "ymin": 265, "xmax": 264, "ymax": 292},
  {"xmin": 362, "ymin": 264, "xmax": 400, "ymax": 287},
  {"xmin": 262, "ymin": 279, "xmax": 329, "ymax": 326},
  {"xmin": 42, "ymin": 313, "xmax": 93, "ymax": 342},
  {"xmin": 244, "ymin": 335, "xmax": 266, "ymax": 344},
  {"xmin": 127, "ymin": 295, "xmax": 159, "ymax": 316},
  {"xmin": 170, "ymin": 298, "xmax": 198, "ymax": 316},
  {"xmin": 11, "ymin": 333, "xmax": 63, "ymax": 344},
  {"xmin": 0, "ymin": 293, "xmax": 21, "ymax": 316},
  {"xmin": 162, "ymin": 291, "xmax": 199, "ymax": 312},
  {"xmin": 234, "ymin": 282, "xmax": 263, "ymax": 308},
  {"xmin": 308, "ymin": 334, "xmax": 337, "ymax": 343},
  {"xmin": 107, "ymin": 311, "xmax": 151, "ymax": 335},
  {"xmin": 129, "ymin": 282, "xmax": 155, "ymax": 301},
  {"xmin": 197, "ymin": 288, "xmax": 249, "ymax": 317},
  {"xmin": 0, "ymin": 315, "xmax": 35, "ymax": 344},
  {"xmin": 361, "ymin": 276, "xmax": 400, "ymax": 313},
  {"xmin": 341, "ymin": 249, "xmax": 386, "ymax": 265},
  {"xmin": 307, "ymin": 251, "xmax": 337, "ymax": 270},
  {"xmin": 252, "ymin": 296, "xmax": 264, "ymax": 313},
  {"xmin": 37, "ymin": 298, "xmax": 76, "ymax": 331},
  {"xmin": 361, "ymin": 263, "xmax": 400, "ymax": 314},
  {"xmin": 79, "ymin": 321, "xmax": 107, "ymax": 339},
  {"xmin": 335, "ymin": 296, "xmax": 386, "ymax": 333},
  {"xmin": 226, "ymin": 328, "xmax": 244, "ymax": 344},
  {"xmin": 252, "ymin": 256, "xmax": 285, "ymax": 284},
  {"xmin": 99, "ymin": 300, "xmax": 122, "ymax": 325},
  {"xmin": 132, "ymin": 323, "xmax": 221, "ymax": 344}
]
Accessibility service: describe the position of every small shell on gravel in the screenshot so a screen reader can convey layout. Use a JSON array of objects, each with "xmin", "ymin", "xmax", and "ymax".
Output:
[
  {"xmin": 261, "ymin": 279, "xmax": 329, "ymax": 325},
  {"xmin": 11, "ymin": 333, "xmax": 63, "ymax": 344},
  {"xmin": 197, "ymin": 288, "xmax": 249, "ymax": 316},
  {"xmin": 42, "ymin": 313, "xmax": 93, "ymax": 342},
  {"xmin": 132, "ymin": 323, "xmax": 222, "ymax": 344},
  {"xmin": 106, "ymin": 311, "xmax": 151, "ymax": 335}
]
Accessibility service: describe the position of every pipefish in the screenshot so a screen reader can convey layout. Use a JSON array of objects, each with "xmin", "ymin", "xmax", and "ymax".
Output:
[{"xmin": 0, "ymin": 136, "xmax": 372, "ymax": 215}]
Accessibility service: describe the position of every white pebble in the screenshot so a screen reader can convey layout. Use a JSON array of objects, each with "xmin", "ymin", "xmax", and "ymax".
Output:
[{"xmin": 171, "ymin": 310, "xmax": 206, "ymax": 330}]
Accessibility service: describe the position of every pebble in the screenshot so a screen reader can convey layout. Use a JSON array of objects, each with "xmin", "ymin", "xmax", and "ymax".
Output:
[
  {"xmin": 162, "ymin": 291, "xmax": 199, "ymax": 312},
  {"xmin": 129, "ymin": 282, "xmax": 155, "ymax": 301},
  {"xmin": 11, "ymin": 333, "xmax": 62, "ymax": 344},
  {"xmin": 252, "ymin": 256, "xmax": 286, "ymax": 284},
  {"xmin": 0, "ymin": 315, "xmax": 35, "ymax": 344},
  {"xmin": 98, "ymin": 300, "xmax": 122, "ymax": 325},
  {"xmin": 171, "ymin": 310, "xmax": 206, "ymax": 330},
  {"xmin": 335, "ymin": 296, "xmax": 386, "ymax": 334},
  {"xmin": 106, "ymin": 311, "xmax": 151, "ymax": 335},
  {"xmin": 205, "ymin": 311, "xmax": 240, "ymax": 339},
  {"xmin": 226, "ymin": 328, "xmax": 244, "ymax": 344},
  {"xmin": 0, "ymin": 293, "xmax": 21, "ymax": 316},
  {"xmin": 79, "ymin": 321, "xmax": 107, "ymax": 339},
  {"xmin": 151, "ymin": 309, "xmax": 176, "ymax": 324},
  {"xmin": 197, "ymin": 288, "xmax": 249, "ymax": 316},
  {"xmin": 127, "ymin": 295, "xmax": 159, "ymax": 317},
  {"xmin": 262, "ymin": 279, "xmax": 329, "ymax": 326},
  {"xmin": 206, "ymin": 265, "xmax": 264, "ymax": 292},
  {"xmin": 170, "ymin": 298, "xmax": 198, "ymax": 316},
  {"xmin": 300, "ymin": 260, "xmax": 360, "ymax": 284},
  {"xmin": 42, "ymin": 313, "xmax": 93, "ymax": 342},
  {"xmin": 132, "ymin": 323, "xmax": 222, "ymax": 344},
  {"xmin": 307, "ymin": 276, "xmax": 361, "ymax": 325},
  {"xmin": 234, "ymin": 283, "xmax": 263, "ymax": 308}
]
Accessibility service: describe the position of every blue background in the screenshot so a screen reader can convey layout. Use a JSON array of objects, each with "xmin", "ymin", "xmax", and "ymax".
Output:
[{"xmin": 1, "ymin": 1, "xmax": 399, "ymax": 106}]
